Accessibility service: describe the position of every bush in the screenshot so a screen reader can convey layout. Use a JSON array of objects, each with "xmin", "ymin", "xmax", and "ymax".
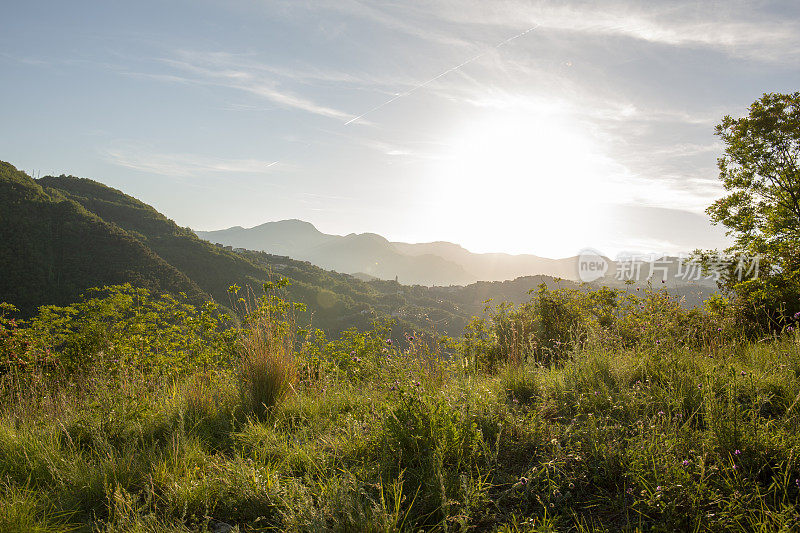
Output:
[
  {"xmin": 236, "ymin": 282, "xmax": 300, "ymax": 418},
  {"xmin": 463, "ymin": 284, "xmax": 737, "ymax": 371}
]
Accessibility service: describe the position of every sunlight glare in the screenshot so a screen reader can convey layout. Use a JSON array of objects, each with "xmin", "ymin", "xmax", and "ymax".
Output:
[{"xmin": 429, "ymin": 110, "xmax": 616, "ymax": 257}]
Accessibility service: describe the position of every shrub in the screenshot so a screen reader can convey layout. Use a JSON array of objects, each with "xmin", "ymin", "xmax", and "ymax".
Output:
[{"xmin": 236, "ymin": 282, "xmax": 300, "ymax": 418}]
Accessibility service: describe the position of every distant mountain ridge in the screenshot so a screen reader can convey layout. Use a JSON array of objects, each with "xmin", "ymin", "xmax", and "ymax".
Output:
[
  {"xmin": 197, "ymin": 221, "xmax": 716, "ymax": 290},
  {"xmin": 0, "ymin": 160, "xmax": 717, "ymax": 336},
  {"xmin": 196, "ymin": 221, "xmax": 581, "ymax": 285},
  {"xmin": 0, "ymin": 160, "xmax": 583, "ymax": 336}
]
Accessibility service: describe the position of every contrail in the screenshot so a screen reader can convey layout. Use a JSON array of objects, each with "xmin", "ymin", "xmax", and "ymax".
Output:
[{"xmin": 344, "ymin": 25, "xmax": 538, "ymax": 126}]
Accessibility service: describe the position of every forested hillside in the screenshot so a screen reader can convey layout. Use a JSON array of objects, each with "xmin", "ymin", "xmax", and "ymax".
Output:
[{"xmin": 0, "ymin": 161, "xmax": 205, "ymax": 315}]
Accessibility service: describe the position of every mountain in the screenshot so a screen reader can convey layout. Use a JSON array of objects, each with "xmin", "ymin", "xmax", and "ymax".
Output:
[
  {"xmin": 1, "ymin": 160, "xmax": 716, "ymax": 337},
  {"xmin": 1, "ymin": 161, "xmax": 565, "ymax": 335},
  {"xmin": 198, "ymin": 222, "xmax": 475, "ymax": 285},
  {"xmin": 202, "ymin": 219, "xmax": 331, "ymax": 256},
  {"xmin": 197, "ymin": 222, "xmax": 579, "ymax": 285},
  {"xmin": 37, "ymin": 174, "xmax": 272, "ymax": 306},
  {"xmin": 0, "ymin": 161, "xmax": 206, "ymax": 315},
  {"xmin": 391, "ymin": 241, "xmax": 580, "ymax": 281},
  {"xmin": 302, "ymin": 233, "xmax": 474, "ymax": 286},
  {"xmin": 197, "ymin": 221, "xmax": 718, "ymax": 291}
]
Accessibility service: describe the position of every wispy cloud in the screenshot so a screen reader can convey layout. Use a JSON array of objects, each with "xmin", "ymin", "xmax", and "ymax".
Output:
[
  {"xmin": 104, "ymin": 142, "xmax": 279, "ymax": 177},
  {"xmin": 163, "ymin": 55, "xmax": 353, "ymax": 120},
  {"xmin": 124, "ymin": 50, "xmax": 361, "ymax": 121},
  {"xmin": 306, "ymin": 0, "xmax": 475, "ymax": 49},
  {"xmin": 0, "ymin": 52, "xmax": 51, "ymax": 67},
  {"xmin": 421, "ymin": 0, "xmax": 800, "ymax": 62},
  {"xmin": 108, "ymin": 2, "xmax": 779, "ymax": 225},
  {"xmin": 293, "ymin": 1, "xmax": 800, "ymax": 63}
]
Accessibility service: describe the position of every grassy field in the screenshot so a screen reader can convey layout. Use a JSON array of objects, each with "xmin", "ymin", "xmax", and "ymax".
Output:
[{"xmin": 2, "ymin": 285, "xmax": 800, "ymax": 532}]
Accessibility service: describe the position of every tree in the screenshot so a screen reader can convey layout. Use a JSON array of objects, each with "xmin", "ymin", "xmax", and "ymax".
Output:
[
  {"xmin": 705, "ymin": 92, "xmax": 800, "ymax": 330},
  {"xmin": 708, "ymin": 92, "xmax": 800, "ymax": 269}
]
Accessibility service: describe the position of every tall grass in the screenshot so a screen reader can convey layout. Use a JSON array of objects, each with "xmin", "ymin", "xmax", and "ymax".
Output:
[
  {"xmin": 235, "ymin": 284, "xmax": 299, "ymax": 418},
  {"xmin": 238, "ymin": 313, "xmax": 297, "ymax": 418},
  {"xmin": 2, "ymin": 284, "xmax": 800, "ymax": 530}
]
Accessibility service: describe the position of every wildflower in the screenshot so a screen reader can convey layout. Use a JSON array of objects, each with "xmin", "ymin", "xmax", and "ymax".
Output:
[
  {"xmin": 734, "ymin": 449, "xmax": 741, "ymax": 455},
  {"xmin": 658, "ymin": 410, "xmax": 665, "ymax": 416},
  {"xmin": 788, "ymin": 326, "xmax": 795, "ymax": 333},
  {"xmin": 682, "ymin": 460, "xmax": 690, "ymax": 466},
  {"xmin": 717, "ymin": 327, "xmax": 722, "ymax": 331},
  {"xmin": 385, "ymin": 339, "xmax": 392, "ymax": 346},
  {"xmin": 656, "ymin": 485, "xmax": 662, "ymax": 491},
  {"xmin": 569, "ymin": 482, "xmax": 575, "ymax": 489},
  {"xmin": 794, "ymin": 312, "xmax": 800, "ymax": 320},
  {"xmin": 795, "ymin": 478, "xmax": 800, "ymax": 488},
  {"xmin": 740, "ymin": 370, "xmax": 746, "ymax": 376}
]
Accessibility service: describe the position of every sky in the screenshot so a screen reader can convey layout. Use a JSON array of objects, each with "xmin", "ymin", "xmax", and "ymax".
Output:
[{"xmin": 2, "ymin": 0, "xmax": 799, "ymax": 258}]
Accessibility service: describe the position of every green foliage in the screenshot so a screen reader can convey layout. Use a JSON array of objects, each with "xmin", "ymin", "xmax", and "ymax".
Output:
[
  {"xmin": 375, "ymin": 384, "xmax": 487, "ymax": 529},
  {"xmin": 39, "ymin": 173, "xmax": 277, "ymax": 313},
  {"xmin": 702, "ymin": 92, "xmax": 800, "ymax": 331},
  {"xmin": 708, "ymin": 92, "xmax": 800, "ymax": 265},
  {"xmin": 0, "ymin": 161, "xmax": 207, "ymax": 316},
  {"xmin": 0, "ymin": 482, "xmax": 72, "ymax": 533},
  {"xmin": 463, "ymin": 283, "xmax": 727, "ymax": 370},
  {"xmin": 1, "ymin": 284, "xmax": 236, "ymax": 376},
  {"xmin": 2, "ymin": 280, "xmax": 800, "ymax": 530}
]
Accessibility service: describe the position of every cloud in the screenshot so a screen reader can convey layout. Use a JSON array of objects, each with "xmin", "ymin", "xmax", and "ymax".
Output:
[
  {"xmin": 290, "ymin": 1, "xmax": 800, "ymax": 63},
  {"xmin": 113, "ymin": 1, "xmax": 779, "ymax": 226},
  {"xmin": 163, "ymin": 57, "xmax": 353, "ymax": 120},
  {"xmin": 303, "ymin": 0, "xmax": 475, "ymax": 49},
  {"xmin": 421, "ymin": 0, "xmax": 800, "ymax": 62},
  {"xmin": 0, "ymin": 52, "xmax": 51, "ymax": 67},
  {"xmin": 129, "ymin": 51, "xmax": 359, "ymax": 121},
  {"xmin": 104, "ymin": 143, "xmax": 279, "ymax": 177}
]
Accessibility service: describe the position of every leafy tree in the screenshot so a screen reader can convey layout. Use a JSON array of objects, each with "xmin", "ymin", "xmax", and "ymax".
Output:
[
  {"xmin": 706, "ymin": 92, "xmax": 800, "ymax": 329},
  {"xmin": 708, "ymin": 92, "xmax": 800, "ymax": 264}
]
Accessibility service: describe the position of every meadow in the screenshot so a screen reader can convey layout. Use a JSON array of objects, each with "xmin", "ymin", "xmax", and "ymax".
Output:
[{"xmin": 1, "ymin": 281, "xmax": 800, "ymax": 532}]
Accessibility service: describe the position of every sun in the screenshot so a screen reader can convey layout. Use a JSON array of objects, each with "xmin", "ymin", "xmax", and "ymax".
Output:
[{"xmin": 427, "ymin": 110, "xmax": 616, "ymax": 257}]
